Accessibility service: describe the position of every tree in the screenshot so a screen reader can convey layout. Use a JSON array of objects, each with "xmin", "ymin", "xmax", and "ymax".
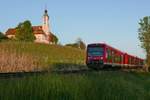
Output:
[
  {"xmin": 65, "ymin": 38, "xmax": 86, "ymax": 50},
  {"xmin": 76, "ymin": 38, "xmax": 86, "ymax": 50},
  {"xmin": 138, "ymin": 16, "xmax": 150, "ymax": 68},
  {"xmin": 15, "ymin": 20, "xmax": 35, "ymax": 42},
  {"xmin": 51, "ymin": 34, "xmax": 58, "ymax": 44},
  {"xmin": 0, "ymin": 32, "xmax": 7, "ymax": 41},
  {"xmin": 0, "ymin": 32, "xmax": 5, "ymax": 39}
]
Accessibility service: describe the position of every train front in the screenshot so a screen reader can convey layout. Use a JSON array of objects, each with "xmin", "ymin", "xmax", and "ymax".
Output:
[{"xmin": 86, "ymin": 44, "xmax": 105, "ymax": 69}]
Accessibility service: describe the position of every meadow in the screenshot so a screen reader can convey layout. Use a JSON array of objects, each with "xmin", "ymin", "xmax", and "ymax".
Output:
[
  {"xmin": 0, "ymin": 71, "xmax": 150, "ymax": 100},
  {"xmin": 0, "ymin": 41, "xmax": 86, "ymax": 72},
  {"xmin": 0, "ymin": 41, "xmax": 150, "ymax": 100}
]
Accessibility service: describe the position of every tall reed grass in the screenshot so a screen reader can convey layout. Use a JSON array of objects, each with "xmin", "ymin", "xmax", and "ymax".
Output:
[
  {"xmin": 0, "ymin": 41, "xmax": 85, "ymax": 72},
  {"xmin": 0, "ymin": 50, "xmax": 40, "ymax": 73}
]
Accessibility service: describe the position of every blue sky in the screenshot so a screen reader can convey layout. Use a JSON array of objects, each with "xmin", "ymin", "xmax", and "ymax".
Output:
[{"xmin": 0, "ymin": 0, "xmax": 150, "ymax": 58}]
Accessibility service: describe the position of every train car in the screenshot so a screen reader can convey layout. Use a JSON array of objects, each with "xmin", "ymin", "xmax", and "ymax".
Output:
[
  {"xmin": 124, "ymin": 53, "xmax": 144, "ymax": 68},
  {"xmin": 86, "ymin": 43, "xmax": 124, "ymax": 69},
  {"xmin": 124, "ymin": 53, "xmax": 136, "ymax": 68},
  {"xmin": 86, "ymin": 43, "xmax": 105, "ymax": 69},
  {"xmin": 136, "ymin": 57, "xmax": 144, "ymax": 67},
  {"xmin": 104, "ymin": 44, "xmax": 124, "ymax": 66},
  {"xmin": 86, "ymin": 43, "xmax": 144, "ymax": 69}
]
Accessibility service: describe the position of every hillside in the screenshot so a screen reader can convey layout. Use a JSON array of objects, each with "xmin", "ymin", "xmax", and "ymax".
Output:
[{"xmin": 0, "ymin": 42, "xmax": 86, "ymax": 73}]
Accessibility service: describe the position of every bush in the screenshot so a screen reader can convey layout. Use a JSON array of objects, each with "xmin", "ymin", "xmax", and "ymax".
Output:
[{"xmin": 0, "ymin": 32, "xmax": 7, "ymax": 42}]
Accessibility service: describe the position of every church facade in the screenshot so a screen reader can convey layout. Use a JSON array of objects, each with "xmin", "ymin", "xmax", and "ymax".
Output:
[{"xmin": 5, "ymin": 9, "xmax": 55, "ymax": 44}]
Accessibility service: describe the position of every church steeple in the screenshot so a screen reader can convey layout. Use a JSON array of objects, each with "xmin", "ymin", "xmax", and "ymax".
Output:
[
  {"xmin": 45, "ymin": 9, "xmax": 47, "ymax": 13},
  {"xmin": 44, "ymin": 9, "xmax": 49, "ymax": 17},
  {"xmin": 42, "ymin": 8, "xmax": 50, "ymax": 35}
]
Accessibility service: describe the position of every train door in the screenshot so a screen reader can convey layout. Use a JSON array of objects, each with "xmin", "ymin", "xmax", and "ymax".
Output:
[
  {"xmin": 112, "ymin": 51, "xmax": 115, "ymax": 64},
  {"xmin": 124, "ymin": 54, "xmax": 128, "ymax": 66},
  {"xmin": 106, "ymin": 48, "xmax": 112, "ymax": 63}
]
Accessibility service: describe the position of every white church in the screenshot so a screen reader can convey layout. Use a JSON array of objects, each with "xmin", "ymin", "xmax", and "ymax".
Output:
[{"xmin": 6, "ymin": 9, "xmax": 56, "ymax": 44}]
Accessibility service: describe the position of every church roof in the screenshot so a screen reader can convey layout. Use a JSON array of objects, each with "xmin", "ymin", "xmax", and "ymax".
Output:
[
  {"xmin": 5, "ymin": 28, "xmax": 16, "ymax": 35},
  {"xmin": 32, "ymin": 26, "xmax": 45, "ymax": 35},
  {"xmin": 6, "ymin": 26, "xmax": 46, "ymax": 35}
]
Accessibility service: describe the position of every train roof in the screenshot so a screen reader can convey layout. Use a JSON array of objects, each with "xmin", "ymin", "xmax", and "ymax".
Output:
[{"xmin": 87, "ymin": 43, "xmax": 144, "ymax": 60}]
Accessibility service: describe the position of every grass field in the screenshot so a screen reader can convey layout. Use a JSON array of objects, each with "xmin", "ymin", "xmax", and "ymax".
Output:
[
  {"xmin": 0, "ymin": 41, "xmax": 150, "ymax": 100},
  {"xmin": 0, "ymin": 71, "xmax": 150, "ymax": 100},
  {"xmin": 0, "ymin": 41, "xmax": 86, "ymax": 72}
]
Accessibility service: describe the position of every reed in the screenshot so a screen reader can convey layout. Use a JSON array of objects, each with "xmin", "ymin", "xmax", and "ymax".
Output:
[{"xmin": 0, "ymin": 41, "xmax": 86, "ymax": 72}]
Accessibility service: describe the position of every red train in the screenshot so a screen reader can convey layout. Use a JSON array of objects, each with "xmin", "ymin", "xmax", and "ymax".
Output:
[{"xmin": 86, "ymin": 43, "xmax": 144, "ymax": 69}]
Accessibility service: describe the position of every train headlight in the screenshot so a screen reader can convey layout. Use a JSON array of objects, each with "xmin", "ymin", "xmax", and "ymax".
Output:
[
  {"xmin": 100, "ymin": 57, "xmax": 103, "ymax": 60},
  {"xmin": 88, "ymin": 56, "xmax": 91, "ymax": 60}
]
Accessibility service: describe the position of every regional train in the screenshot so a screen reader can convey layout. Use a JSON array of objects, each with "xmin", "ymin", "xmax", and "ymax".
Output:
[{"xmin": 86, "ymin": 43, "xmax": 144, "ymax": 69}]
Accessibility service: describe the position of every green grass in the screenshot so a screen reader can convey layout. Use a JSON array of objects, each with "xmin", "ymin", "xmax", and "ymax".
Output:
[
  {"xmin": 0, "ymin": 41, "xmax": 86, "ymax": 72},
  {"xmin": 1, "ymin": 41, "xmax": 150, "ymax": 100},
  {"xmin": 0, "ymin": 71, "xmax": 150, "ymax": 100}
]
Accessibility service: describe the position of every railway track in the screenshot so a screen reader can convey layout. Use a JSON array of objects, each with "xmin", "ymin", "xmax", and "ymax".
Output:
[
  {"xmin": 0, "ymin": 66, "xmax": 145, "ymax": 79},
  {"xmin": 0, "ymin": 68, "xmax": 91, "ymax": 79},
  {"xmin": 0, "ymin": 71, "xmax": 47, "ymax": 79},
  {"xmin": 52, "ymin": 68, "xmax": 92, "ymax": 74}
]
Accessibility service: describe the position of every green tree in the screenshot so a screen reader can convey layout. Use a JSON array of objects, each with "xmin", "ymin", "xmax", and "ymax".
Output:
[
  {"xmin": 138, "ymin": 16, "xmax": 150, "ymax": 68},
  {"xmin": 76, "ymin": 38, "xmax": 86, "ymax": 50},
  {"xmin": 65, "ymin": 38, "xmax": 86, "ymax": 50},
  {"xmin": 15, "ymin": 20, "xmax": 35, "ymax": 42},
  {"xmin": 51, "ymin": 34, "xmax": 58, "ymax": 44},
  {"xmin": 0, "ymin": 32, "xmax": 7, "ymax": 42}
]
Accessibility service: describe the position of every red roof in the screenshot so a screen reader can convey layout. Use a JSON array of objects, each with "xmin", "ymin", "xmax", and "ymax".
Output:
[
  {"xmin": 32, "ymin": 26, "xmax": 45, "ymax": 35},
  {"xmin": 5, "ymin": 28, "xmax": 16, "ymax": 35},
  {"xmin": 6, "ymin": 26, "xmax": 45, "ymax": 35}
]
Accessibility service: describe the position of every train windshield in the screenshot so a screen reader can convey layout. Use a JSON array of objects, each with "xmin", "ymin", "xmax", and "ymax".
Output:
[{"xmin": 88, "ymin": 47, "xmax": 104, "ymax": 56}]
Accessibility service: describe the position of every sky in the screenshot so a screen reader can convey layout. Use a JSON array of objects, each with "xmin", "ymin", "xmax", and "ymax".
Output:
[{"xmin": 0, "ymin": 0, "xmax": 150, "ymax": 58}]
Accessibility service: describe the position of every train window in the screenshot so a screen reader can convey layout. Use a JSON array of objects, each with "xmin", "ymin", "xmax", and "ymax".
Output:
[
  {"xmin": 119, "ymin": 55, "xmax": 122, "ymax": 63},
  {"xmin": 106, "ymin": 49, "xmax": 108, "ymax": 58},
  {"xmin": 140, "ymin": 61, "xmax": 144, "ymax": 65},
  {"xmin": 112, "ymin": 51, "xmax": 114, "ymax": 55},
  {"xmin": 121, "ymin": 55, "xmax": 124, "ymax": 63},
  {"xmin": 115, "ymin": 54, "xmax": 120, "ymax": 63},
  {"xmin": 115, "ymin": 54, "xmax": 119, "ymax": 63},
  {"xmin": 88, "ymin": 47, "xmax": 104, "ymax": 56},
  {"xmin": 107, "ymin": 49, "xmax": 112, "ymax": 61},
  {"xmin": 131, "ymin": 58, "xmax": 133, "ymax": 64},
  {"xmin": 129, "ymin": 57, "xmax": 132, "ymax": 64},
  {"xmin": 112, "ymin": 51, "xmax": 115, "ymax": 63},
  {"xmin": 116, "ymin": 55, "xmax": 121, "ymax": 63}
]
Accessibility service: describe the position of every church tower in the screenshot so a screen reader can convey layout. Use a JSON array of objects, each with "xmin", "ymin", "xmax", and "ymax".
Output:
[{"xmin": 42, "ymin": 9, "xmax": 51, "ymax": 35}]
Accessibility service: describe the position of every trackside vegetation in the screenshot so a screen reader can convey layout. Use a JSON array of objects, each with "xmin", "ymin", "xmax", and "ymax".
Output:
[
  {"xmin": 0, "ymin": 71, "xmax": 150, "ymax": 100},
  {"xmin": 138, "ymin": 16, "xmax": 150, "ymax": 70},
  {"xmin": 0, "ymin": 41, "xmax": 85, "ymax": 72}
]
